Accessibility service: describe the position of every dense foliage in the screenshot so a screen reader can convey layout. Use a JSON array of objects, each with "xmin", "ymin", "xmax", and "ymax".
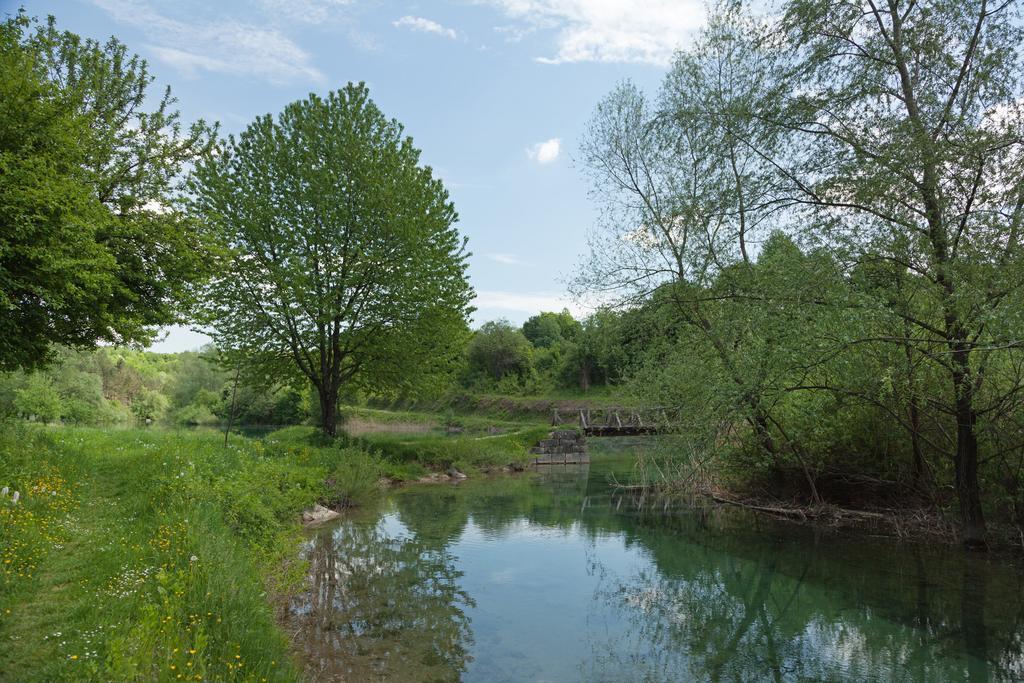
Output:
[
  {"xmin": 5, "ymin": 1, "xmax": 1024, "ymax": 553},
  {"xmin": 457, "ymin": 312, "xmax": 627, "ymax": 395},
  {"xmin": 190, "ymin": 83, "xmax": 473, "ymax": 436},
  {"xmin": 0, "ymin": 14, "xmax": 216, "ymax": 371},
  {"xmin": 0, "ymin": 346, "xmax": 307, "ymax": 428},
  {"xmin": 576, "ymin": 0, "xmax": 1024, "ymax": 546}
]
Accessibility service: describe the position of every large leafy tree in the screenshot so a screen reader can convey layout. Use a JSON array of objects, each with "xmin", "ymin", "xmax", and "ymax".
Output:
[
  {"xmin": 466, "ymin": 320, "xmax": 533, "ymax": 384},
  {"xmin": 579, "ymin": 0, "xmax": 1024, "ymax": 547},
  {"xmin": 522, "ymin": 310, "xmax": 582, "ymax": 348},
  {"xmin": 191, "ymin": 83, "xmax": 473, "ymax": 436},
  {"xmin": 576, "ymin": 5, "xmax": 791, "ymax": 463},
  {"xmin": 0, "ymin": 14, "xmax": 216, "ymax": 370},
  {"xmin": 774, "ymin": 0, "xmax": 1024, "ymax": 546}
]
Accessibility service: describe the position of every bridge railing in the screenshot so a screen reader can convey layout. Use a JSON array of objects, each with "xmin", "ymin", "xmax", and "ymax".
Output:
[{"xmin": 550, "ymin": 407, "xmax": 681, "ymax": 432}]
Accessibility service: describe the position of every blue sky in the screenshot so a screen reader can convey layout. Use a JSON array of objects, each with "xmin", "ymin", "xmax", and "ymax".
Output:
[{"xmin": 10, "ymin": 0, "xmax": 707, "ymax": 351}]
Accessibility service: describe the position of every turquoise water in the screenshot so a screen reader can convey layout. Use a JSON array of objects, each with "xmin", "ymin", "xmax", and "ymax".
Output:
[{"xmin": 288, "ymin": 441, "xmax": 1024, "ymax": 682}]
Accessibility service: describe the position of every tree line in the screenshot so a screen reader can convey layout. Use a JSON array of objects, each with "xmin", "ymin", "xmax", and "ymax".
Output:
[
  {"xmin": 0, "ymin": 346, "xmax": 306, "ymax": 427},
  {"xmin": 1, "ymin": 12, "xmax": 472, "ymax": 439},
  {"xmin": 4, "ymin": 1, "xmax": 1024, "ymax": 547},
  {"xmin": 574, "ymin": 0, "xmax": 1024, "ymax": 547},
  {"xmin": 0, "ymin": 307, "xmax": 627, "ymax": 427}
]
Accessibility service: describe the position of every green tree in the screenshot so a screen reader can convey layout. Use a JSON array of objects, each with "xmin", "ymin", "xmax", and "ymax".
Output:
[
  {"xmin": 775, "ymin": 0, "xmax": 1024, "ymax": 546},
  {"xmin": 130, "ymin": 388, "xmax": 168, "ymax": 423},
  {"xmin": 556, "ymin": 309, "xmax": 631, "ymax": 391},
  {"xmin": 52, "ymin": 354, "xmax": 106, "ymax": 424},
  {"xmin": 13, "ymin": 373, "xmax": 61, "ymax": 422},
  {"xmin": 191, "ymin": 84, "xmax": 473, "ymax": 436},
  {"xmin": 576, "ymin": 5, "xmax": 787, "ymax": 459},
  {"xmin": 0, "ymin": 13, "xmax": 216, "ymax": 371},
  {"xmin": 465, "ymin": 320, "xmax": 534, "ymax": 387},
  {"xmin": 168, "ymin": 349, "xmax": 226, "ymax": 410},
  {"xmin": 522, "ymin": 310, "xmax": 582, "ymax": 348}
]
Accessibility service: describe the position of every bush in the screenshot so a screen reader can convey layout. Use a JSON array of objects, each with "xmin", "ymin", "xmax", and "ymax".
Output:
[
  {"xmin": 174, "ymin": 401, "xmax": 219, "ymax": 426},
  {"xmin": 13, "ymin": 373, "xmax": 61, "ymax": 422}
]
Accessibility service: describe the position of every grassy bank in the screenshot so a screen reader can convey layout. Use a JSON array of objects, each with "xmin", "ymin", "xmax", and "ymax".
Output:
[
  {"xmin": 362, "ymin": 389, "xmax": 630, "ymax": 423},
  {"xmin": 351, "ymin": 427, "xmax": 551, "ymax": 479},
  {"xmin": 0, "ymin": 425, "xmax": 382, "ymax": 681},
  {"xmin": 330, "ymin": 407, "xmax": 551, "ymax": 479},
  {"xmin": 0, "ymin": 416, "xmax": 546, "ymax": 680}
]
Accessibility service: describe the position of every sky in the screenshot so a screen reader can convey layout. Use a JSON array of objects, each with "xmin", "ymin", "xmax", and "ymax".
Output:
[{"xmin": 10, "ymin": 0, "xmax": 708, "ymax": 352}]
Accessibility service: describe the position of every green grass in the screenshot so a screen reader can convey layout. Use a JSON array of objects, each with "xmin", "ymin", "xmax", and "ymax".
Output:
[
  {"xmin": 0, "ymin": 414, "xmax": 545, "ymax": 680},
  {"xmin": 268, "ymin": 421, "xmax": 552, "ymax": 480},
  {"xmin": 334, "ymin": 405, "xmax": 555, "ymax": 479},
  {"xmin": 340, "ymin": 405, "xmax": 546, "ymax": 432},
  {"xmin": 352, "ymin": 426, "xmax": 552, "ymax": 478},
  {"xmin": 358, "ymin": 387, "xmax": 632, "ymax": 424},
  {"xmin": 0, "ymin": 424, "xmax": 380, "ymax": 682}
]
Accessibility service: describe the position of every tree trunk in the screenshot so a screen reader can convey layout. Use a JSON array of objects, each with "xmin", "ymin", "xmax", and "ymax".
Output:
[
  {"xmin": 750, "ymin": 407, "xmax": 777, "ymax": 457},
  {"xmin": 224, "ymin": 363, "xmax": 241, "ymax": 447},
  {"xmin": 579, "ymin": 359, "xmax": 591, "ymax": 393},
  {"xmin": 909, "ymin": 397, "xmax": 926, "ymax": 486},
  {"xmin": 954, "ymin": 383, "xmax": 987, "ymax": 549},
  {"xmin": 901, "ymin": 319, "xmax": 928, "ymax": 489},
  {"xmin": 319, "ymin": 385, "xmax": 338, "ymax": 438}
]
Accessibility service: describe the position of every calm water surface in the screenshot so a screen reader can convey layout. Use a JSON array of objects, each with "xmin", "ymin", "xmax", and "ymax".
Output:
[{"xmin": 287, "ymin": 439, "xmax": 1024, "ymax": 682}]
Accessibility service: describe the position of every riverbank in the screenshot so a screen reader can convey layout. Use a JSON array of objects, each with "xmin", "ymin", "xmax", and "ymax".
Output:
[
  {"xmin": 605, "ymin": 444, "xmax": 1024, "ymax": 551},
  {"xmin": 0, "ymin": 426, "xmax": 336, "ymax": 680},
  {"xmin": 283, "ymin": 447, "xmax": 1024, "ymax": 681},
  {"xmin": 0, "ymin": 421, "xmax": 543, "ymax": 680},
  {"xmin": 9, "ymin": 418, "xmax": 1017, "ymax": 681}
]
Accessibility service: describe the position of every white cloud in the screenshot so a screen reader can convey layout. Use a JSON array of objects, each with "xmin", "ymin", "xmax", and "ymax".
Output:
[
  {"xmin": 487, "ymin": 253, "xmax": 530, "ymax": 266},
  {"xmin": 259, "ymin": 0, "xmax": 354, "ymax": 25},
  {"xmin": 473, "ymin": 290, "xmax": 583, "ymax": 317},
  {"xmin": 394, "ymin": 15, "xmax": 459, "ymax": 40},
  {"xmin": 92, "ymin": 0, "xmax": 325, "ymax": 84},
  {"xmin": 527, "ymin": 137, "xmax": 561, "ymax": 163},
  {"xmin": 485, "ymin": 0, "xmax": 705, "ymax": 65}
]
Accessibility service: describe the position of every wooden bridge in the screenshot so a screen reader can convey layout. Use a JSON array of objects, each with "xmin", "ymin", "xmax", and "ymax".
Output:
[
  {"xmin": 531, "ymin": 407, "xmax": 677, "ymax": 466},
  {"xmin": 550, "ymin": 407, "xmax": 679, "ymax": 437}
]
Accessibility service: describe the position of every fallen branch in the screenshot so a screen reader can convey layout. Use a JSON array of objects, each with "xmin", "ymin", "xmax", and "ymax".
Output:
[{"xmin": 708, "ymin": 493, "xmax": 810, "ymax": 521}]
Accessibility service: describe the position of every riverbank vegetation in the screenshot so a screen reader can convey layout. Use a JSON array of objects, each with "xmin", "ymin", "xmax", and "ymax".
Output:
[
  {"xmin": 569, "ymin": 0, "xmax": 1024, "ymax": 550},
  {"xmin": 2, "ymin": 0, "xmax": 1024, "ymax": 677},
  {"xmin": 0, "ymin": 420, "xmax": 552, "ymax": 680},
  {"xmin": 0, "ymin": 425, "xmax": 379, "ymax": 681},
  {"xmin": 1, "ymin": 0, "xmax": 1022, "ymax": 614}
]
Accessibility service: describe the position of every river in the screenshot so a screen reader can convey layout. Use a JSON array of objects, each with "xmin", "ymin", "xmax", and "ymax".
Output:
[{"xmin": 285, "ymin": 438, "xmax": 1024, "ymax": 682}]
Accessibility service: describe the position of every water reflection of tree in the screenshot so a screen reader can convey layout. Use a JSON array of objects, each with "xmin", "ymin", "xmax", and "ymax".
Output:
[
  {"xmin": 584, "ymin": 530, "xmax": 1023, "ymax": 683},
  {"xmin": 289, "ymin": 519, "xmax": 475, "ymax": 682},
  {"xmin": 283, "ymin": 463, "xmax": 1024, "ymax": 681},
  {"xmin": 394, "ymin": 488, "xmax": 473, "ymax": 548}
]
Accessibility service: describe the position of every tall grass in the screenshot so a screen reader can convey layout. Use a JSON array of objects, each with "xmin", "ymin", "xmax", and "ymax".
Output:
[
  {"xmin": 271, "ymin": 422, "xmax": 551, "ymax": 479},
  {"xmin": 0, "ymin": 425, "xmax": 380, "ymax": 681},
  {"xmin": 352, "ymin": 426, "xmax": 552, "ymax": 477}
]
